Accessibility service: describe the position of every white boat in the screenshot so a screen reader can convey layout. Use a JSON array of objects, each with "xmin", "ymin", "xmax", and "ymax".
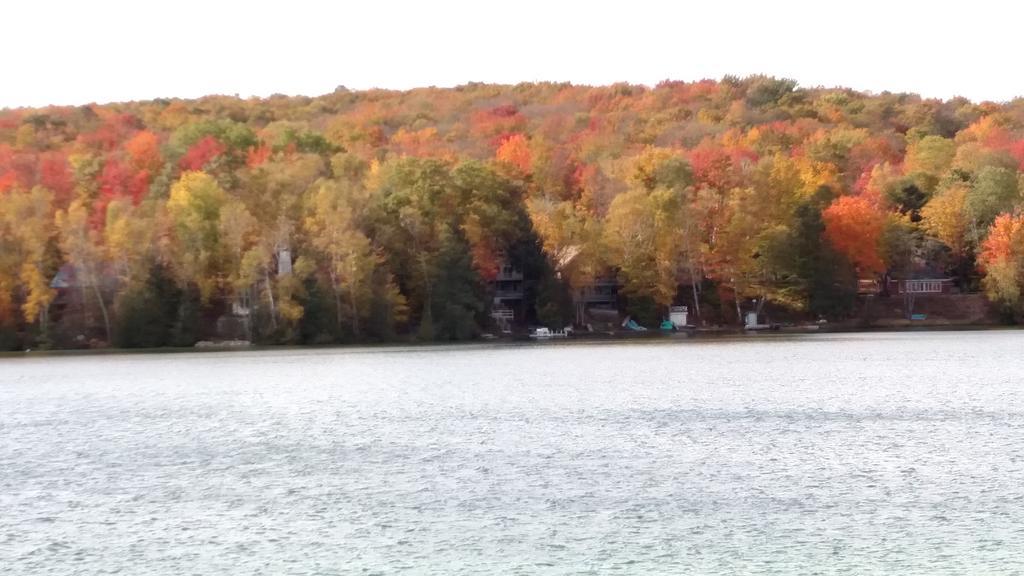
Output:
[{"xmin": 530, "ymin": 327, "xmax": 572, "ymax": 339}]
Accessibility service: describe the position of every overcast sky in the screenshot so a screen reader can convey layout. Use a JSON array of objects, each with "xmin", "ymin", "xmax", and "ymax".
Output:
[{"xmin": 3, "ymin": 0, "xmax": 1021, "ymax": 108}]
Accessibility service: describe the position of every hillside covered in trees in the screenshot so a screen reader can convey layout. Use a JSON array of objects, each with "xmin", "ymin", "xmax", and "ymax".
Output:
[{"xmin": 4, "ymin": 76, "xmax": 1024, "ymax": 349}]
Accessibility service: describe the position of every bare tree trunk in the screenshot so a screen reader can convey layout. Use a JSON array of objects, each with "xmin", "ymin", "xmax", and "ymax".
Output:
[
  {"xmin": 420, "ymin": 255, "xmax": 433, "ymax": 336},
  {"xmin": 79, "ymin": 283, "xmax": 90, "ymax": 334},
  {"xmin": 688, "ymin": 259, "xmax": 701, "ymax": 320},
  {"xmin": 681, "ymin": 218, "xmax": 702, "ymax": 322},
  {"xmin": 349, "ymin": 287, "xmax": 360, "ymax": 338},
  {"xmin": 247, "ymin": 285, "xmax": 257, "ymax": 341},
  {"xmin": 263, "ymin": 267, "xmax": 278, "ymax": 332},
  {"xmin": 329, "ymin": 267, "xmax": 343, "ymax": 331},
  {"xmin": 348, "ymin": 261, "xmax": 361, "ymax": 338},
  {"xmin": 39, "ymin": 306, "xmax": 49, "ymax": 343},
  {"xmin": 91, "ymin": 283, "xmax": 111, "ymax": 343},
  {"xmin": 733, "ymin": 285, "xmax": 743, "ymax": 324},
  {"xmin": 334, "ymin": 287, "xmax": 343, "ymax": 331},
  {"xmin": 244, "ymin": 287, "xmax": 253, "ymax": 342}
]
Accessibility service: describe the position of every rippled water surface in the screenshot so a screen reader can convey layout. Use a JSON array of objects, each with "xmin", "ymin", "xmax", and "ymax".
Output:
[{"xmin": 4, "ymin": 331, "xmax": 1024, "ymax": 574}]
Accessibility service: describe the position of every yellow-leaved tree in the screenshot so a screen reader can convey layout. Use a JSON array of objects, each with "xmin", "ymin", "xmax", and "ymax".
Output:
[
  {"xmin": 3, "ymin": 187, "xmax": 57, "ymax": 331},
  {"xmin": 305, "ymin": 181, "xmax": 381, "ymax": 338},
  {"xmin": 165, "ymin": 171, "xmax": 230, "ymax": 303}
]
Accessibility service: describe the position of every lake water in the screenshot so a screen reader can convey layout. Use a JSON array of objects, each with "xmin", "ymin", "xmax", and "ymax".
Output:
[{"xmin": 3, "ymin": 331, "xmax": 1024, "ymax": 574}]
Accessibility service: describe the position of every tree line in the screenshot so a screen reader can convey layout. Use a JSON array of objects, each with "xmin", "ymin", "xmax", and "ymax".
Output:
[{"xmin": 4, "ymin": 76, "xmax": 1024, "ymax": 349}]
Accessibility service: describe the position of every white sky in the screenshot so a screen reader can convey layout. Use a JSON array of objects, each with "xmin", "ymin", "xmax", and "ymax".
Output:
[{"xmin": 2, "ymin": 0, "xmax": 1021, "ymax": 108}]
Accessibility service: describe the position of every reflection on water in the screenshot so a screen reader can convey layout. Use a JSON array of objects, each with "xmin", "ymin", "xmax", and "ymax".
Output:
[{"xmin": 2, "ymin": 331, "xmax": 1024, "ymax": 574}]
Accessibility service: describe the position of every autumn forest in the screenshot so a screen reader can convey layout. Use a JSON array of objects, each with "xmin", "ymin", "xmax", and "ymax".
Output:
[{"xmin": 4, "ymin": 76, "xmax": 1024, "ymax": 349}]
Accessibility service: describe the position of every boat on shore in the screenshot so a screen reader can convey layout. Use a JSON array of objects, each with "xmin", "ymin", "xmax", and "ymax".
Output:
[{"xmin": 529, "ymin": 327, "xmax": 572, "ymax": 339}]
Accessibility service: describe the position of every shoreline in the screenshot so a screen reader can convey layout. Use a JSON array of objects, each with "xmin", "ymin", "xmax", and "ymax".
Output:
[{"xmin": 3, "ymin": 323, "xmax": 1020, "ymax": 359}]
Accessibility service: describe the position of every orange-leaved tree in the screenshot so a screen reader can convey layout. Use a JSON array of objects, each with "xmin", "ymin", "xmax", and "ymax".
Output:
[
  {"xmin": 822, "ymin": 195, "xmax": 887, "ymax": 275},
  {"xmin": 977, "ymin": 213, "xmax": 1024, "ymax": 314},
  {"xmin": 495, "ymin": 134, "xmax": 532, "ymax": 175}
]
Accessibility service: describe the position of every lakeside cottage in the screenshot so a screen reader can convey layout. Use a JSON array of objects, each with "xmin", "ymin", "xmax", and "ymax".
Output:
[
  {"xmin": 886, "ymin": 277, "xmax": 956, "ymax": 295},
  {"xmin": 489, "ymin": 262, "xmax": 524, "ymax": 331},
  {"xmin": 574, "ymin": 276, "xmax": 620, "ymax": 325}
]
